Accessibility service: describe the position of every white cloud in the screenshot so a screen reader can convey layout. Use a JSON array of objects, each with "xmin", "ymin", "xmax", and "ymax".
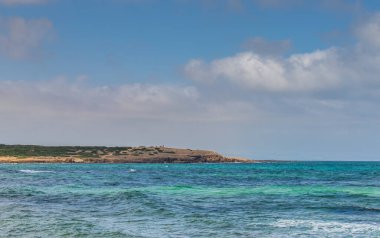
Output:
[
  {"xmin": 0, "ymin": 0, "xmax": 48, "ymax": 5},
  {"xmin": 185, "ymin": 48, "xmax": 341, "ymax": 92},
  {"xmin": 0, "ymin": 77, "xmax": 258, "ymax": 122},
  {"xmin": 0, "ymin": 79, "xmax": 192, "ymax": 118},
  {"xmin": 0, "ymin": 17, "xmax": 53, "ymax": 59}
]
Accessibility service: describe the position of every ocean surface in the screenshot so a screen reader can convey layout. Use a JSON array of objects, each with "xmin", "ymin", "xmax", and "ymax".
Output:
[{"xmin": 0, "ymin": 162, "xmax": 379, "ymax": 237}]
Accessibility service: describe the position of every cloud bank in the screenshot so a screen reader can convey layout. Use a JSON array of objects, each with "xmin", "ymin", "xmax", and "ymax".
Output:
[{"xmin": 0, "ymin": 77, "xmax": 257, "ymax": 122}]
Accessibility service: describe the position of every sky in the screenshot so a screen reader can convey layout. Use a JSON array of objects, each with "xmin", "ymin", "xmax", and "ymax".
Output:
[{"xmin": 1, "ymin": 0, "xmax": 380, "ymax": 161}]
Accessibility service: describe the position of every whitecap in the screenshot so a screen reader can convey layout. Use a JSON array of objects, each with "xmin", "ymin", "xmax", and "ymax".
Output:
[
  {"xmin": 19, "ymin": 169, "xmax": 53, "ymax": 174},
  {"xmin": 129, "ymin": 169, "xmax": 136, "ymax": 173},
  {"xmin": 274, "ymin": 219, "xmax": 380, "ymax": 234}
]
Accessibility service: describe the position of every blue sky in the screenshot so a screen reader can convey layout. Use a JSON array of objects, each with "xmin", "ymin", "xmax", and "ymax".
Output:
[{"xmin": 1, "ymin": 0, "xmax": 380, "ymax": 160}]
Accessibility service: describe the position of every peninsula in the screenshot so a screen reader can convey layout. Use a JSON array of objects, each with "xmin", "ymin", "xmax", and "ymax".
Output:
[{"xmin": 0, "ymin": 144, "xmax": 254, "ymax": 163}]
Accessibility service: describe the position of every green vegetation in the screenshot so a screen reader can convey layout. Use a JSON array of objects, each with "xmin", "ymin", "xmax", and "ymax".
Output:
[{"xmin": 0, "ymin": 144, "xmax": 163, "ymax": 158}]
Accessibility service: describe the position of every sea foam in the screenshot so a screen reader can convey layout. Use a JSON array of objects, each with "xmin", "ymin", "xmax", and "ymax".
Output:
[
  {"xmin": 19, "ymin": 169, "xmax": 53, "ymax": 174},
  {"xmin": 274, "ymin": 219, "xmax": 380, "ymax": 235}
]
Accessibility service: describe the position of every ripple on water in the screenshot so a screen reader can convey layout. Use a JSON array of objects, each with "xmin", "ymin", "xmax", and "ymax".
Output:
[{"xmin": 0, "ymin": 162, "xmax": 379, "ymax": 237}]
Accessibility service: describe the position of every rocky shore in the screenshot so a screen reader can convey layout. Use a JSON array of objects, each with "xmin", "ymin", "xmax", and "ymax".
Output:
[{"xmin": 0, "ymin": 145, "xmax": 255, "ymax": 163}]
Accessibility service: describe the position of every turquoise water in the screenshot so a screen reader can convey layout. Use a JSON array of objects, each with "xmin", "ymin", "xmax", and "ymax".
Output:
[{"xmin": 0, "ymin": 162, "xmax": 379, "ymax": 237}]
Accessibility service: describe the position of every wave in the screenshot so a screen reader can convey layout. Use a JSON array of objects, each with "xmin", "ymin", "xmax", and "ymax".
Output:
[
  {"xmin": 19, "ymin": 169, "xmax": 53, "ymax": 174},
  {"xmin": 274, "ymin": 219, "xmax": 380, "ymax": 235},
  {"xmin": 133, "ymin": 185, "xmax": 380, "ymax": 198}
]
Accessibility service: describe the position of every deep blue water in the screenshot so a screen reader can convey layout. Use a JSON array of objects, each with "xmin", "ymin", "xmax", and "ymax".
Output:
[{"xmin": 0, "ymin": 162, "xmax": 379, "ymax": 237}]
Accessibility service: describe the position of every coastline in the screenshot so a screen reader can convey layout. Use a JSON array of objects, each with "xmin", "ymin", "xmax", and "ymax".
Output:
[
  {"xmin": 0, "ymin": 145, "xmax": 256, "ymax": 163},
  {"xmin": 0, "ymin": 156, "xmax": 256, "ymax": 164}
]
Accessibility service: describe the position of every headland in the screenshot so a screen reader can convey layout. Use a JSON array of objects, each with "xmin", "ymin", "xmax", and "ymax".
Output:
[{"xmin": 0, "ymin": 144, "xmax": 256, "ymax": 163}]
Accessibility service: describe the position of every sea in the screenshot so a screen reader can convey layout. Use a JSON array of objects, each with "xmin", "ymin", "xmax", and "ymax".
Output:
[{"xmin": 0, "ymin": 162, "xmax": 379, "ymax": 237}]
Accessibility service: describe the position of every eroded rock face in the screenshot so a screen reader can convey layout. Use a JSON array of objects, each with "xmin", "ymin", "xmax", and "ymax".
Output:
[{"xmin": 0, "ymin": 145, "xmax": 254, "ymax": 163}]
